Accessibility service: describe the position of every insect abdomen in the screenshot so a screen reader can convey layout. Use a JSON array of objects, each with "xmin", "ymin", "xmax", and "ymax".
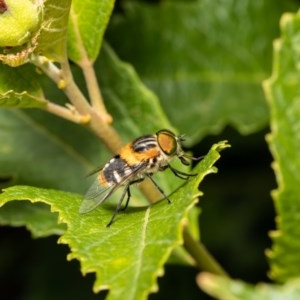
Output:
[{"xmin": 99, "ymin": 155, "xmax": 128, "ymax": 186}]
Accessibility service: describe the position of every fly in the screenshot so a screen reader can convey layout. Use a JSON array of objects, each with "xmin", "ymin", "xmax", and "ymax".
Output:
[{"xmin": 79, "ymin": 129, "xmax": 200, "ymax": 227}]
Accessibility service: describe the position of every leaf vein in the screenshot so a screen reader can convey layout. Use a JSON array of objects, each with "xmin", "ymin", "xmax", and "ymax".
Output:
[{"xmin": 130, "ymin": 206, "xmax": 151, "ymax": 299}]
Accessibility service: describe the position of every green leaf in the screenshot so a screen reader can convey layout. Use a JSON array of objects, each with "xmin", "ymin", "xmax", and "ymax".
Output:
[
  {"xmin": 0, "ymin": 141, "xmax": 229, "ymax": 300},
  {"xmin": 0, "ymin": 63, "xmax": 46, "ymax": 108},
  {"xmin": 198, "ymin": 273, "xmax": 300, "ymax": 300},
  {"xmin": 35, "ymin": 0, "xmax": 72, "ymax": 62},
  {"xmin": 263, "ymin": 12, "xmax": 300, "ymax": 282},
  {"xmin": 67, "ymin": 0, "xmax": 115, "ymax": 64},
  {"xmin": 0, "ymin": 90, "xmax": 46, "ymax": 108},
  {"xmin": 0, "ymin": 201, "xmax": 65, "ymax": 238},
  {"xmin": 107, "ymin": 0, "xmax": 297, "ymax": 145}
]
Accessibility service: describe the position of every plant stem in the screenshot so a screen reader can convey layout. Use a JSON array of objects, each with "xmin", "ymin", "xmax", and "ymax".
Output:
[
  {"xmin": 60, "ymin": 59, "xmax": 124, "ymax": 153},
  {"xmin": 32, "ymin": 55, "xmax": 93, "ymax": 123},
  {"xmin": 88, "ymin": 112, "xmax": 123, "ymax": 152},
  {"xmin": 81, "ymin": 61, "xmax": 112, "ymax": 123},
  {"xmin": 45, "ymin": 102, "xmax": 90, "ymax": 124},
  {"xmin": 183, "ymin": 227, "xmax": 229, "ymax": 276},
  {"xmin": 33, "ymin": 55, "xmax": 92, "ymax": 117},
  {"xmin": 60, "ymin": 60, "xmax": 92, "ymax": 115},
  {"xmin": 60, "ymin": 79, "xmax": 124, "ymax": 153},
  {"xmin": 31, "ymin": 55, "xmax": 61, "ymax": 83},
  {"xmin": 31, "ymin": 55, "xmax": 124, "ymax": 154}
]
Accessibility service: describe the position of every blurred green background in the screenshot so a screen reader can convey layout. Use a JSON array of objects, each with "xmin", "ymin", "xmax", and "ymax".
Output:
[{"xmin": 0, "ymin": 0, "xmax": 297, "ymax": 299}]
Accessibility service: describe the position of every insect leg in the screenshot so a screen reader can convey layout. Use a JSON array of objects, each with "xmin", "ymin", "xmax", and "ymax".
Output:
[
  {"xmin": 146, "ymin": 174, "xmax": 171, "ymax": 204},
  {"xmin": 168, "ymin": 164, "xmax": 197, "ymax": 180},
  {"xmin": 120, "ymin": 185, "xmax": 131, "ymax": 211},
  {"xmin": 106, "ymin": 182, "xmax": 131, "ymax": 227},
  {"xmin": 119, "ymin": 178, "xmax": 145, "ymax": 212}
]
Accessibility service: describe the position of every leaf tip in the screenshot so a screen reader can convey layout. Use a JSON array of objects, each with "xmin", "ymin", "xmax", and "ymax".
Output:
[{"xmin": 212, "ymin": 140, "xmax": 231, "ymax": 152}]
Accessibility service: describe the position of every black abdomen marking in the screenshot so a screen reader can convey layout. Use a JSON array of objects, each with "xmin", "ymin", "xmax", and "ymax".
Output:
[{"xmin": 103, "ymin": 155, "xmax": 128, "ymax": 184}]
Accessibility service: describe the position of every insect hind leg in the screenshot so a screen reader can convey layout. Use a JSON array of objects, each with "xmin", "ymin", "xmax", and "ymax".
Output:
[
  {"xmin": 106, "ymin": 182, "xmax": 131, "ymax": 227},
  {"xmin": 119, "ymin": 186, "xmax": 131, "ymax": 212},
  {"xmin": 107, "ymin": 178, "xmax": 145, "ymax": 227},
  {"xmin": 119, "ymin": 178, "xmax": 144, "ymax": 212}
]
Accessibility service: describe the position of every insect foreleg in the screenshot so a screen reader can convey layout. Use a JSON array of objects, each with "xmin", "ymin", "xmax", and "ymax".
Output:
[
  {"xmin": 168, "ymin": 164, "xmax": 197, "ymax": 180},
  {"xmin": 146, "ymin": 174, "xmax": 171, "ymax": 204}
]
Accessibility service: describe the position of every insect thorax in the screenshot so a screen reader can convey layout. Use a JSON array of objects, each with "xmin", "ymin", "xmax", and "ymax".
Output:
[{"xmin": 131, "ymin": 134, "xmax": 157, "ymax": 152}]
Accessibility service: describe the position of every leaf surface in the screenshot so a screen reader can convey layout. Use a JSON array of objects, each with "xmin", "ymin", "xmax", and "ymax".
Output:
[
  {"xmin": 198, "ymin": 273, "xmax": 300, "ymax": 300},
  {"xmin": 107, "ymin": 0, "xmax": 298, "ymax": 145},
  {"xmin": 67, "ymin": 0, "xmax": 115, "ymax": 64},
  {"xmin": 35, "ymin": 0, "xmax": 72, "ymax": 62},
  {"xmin": 264, "ymin": 11, "xmax": 300, "ymax": 282},
  {"xmin": 0, "ymin": 141, "xmax": 229, "ymax": 300},
  {"xmin": 0, "ymin": 64, "xmax": 46, "ymax": 108},
  {"xmin": 0, "ymin": 201, "xmax": 65, "ymax": 238}
]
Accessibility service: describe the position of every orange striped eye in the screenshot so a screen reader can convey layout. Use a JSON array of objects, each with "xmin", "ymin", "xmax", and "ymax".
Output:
[{"xmin": 156, "ymin": 129, "xmax": 178, "ymax": 155}]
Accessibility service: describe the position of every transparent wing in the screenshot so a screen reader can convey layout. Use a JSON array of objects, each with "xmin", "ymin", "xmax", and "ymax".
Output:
[
  {"xmin": 79, "ymin": 161, "xmax": 148, "ymax": 214},
  {"xmin": 79, "ymin": 179, "xmax": 119, "ymax": 214}
]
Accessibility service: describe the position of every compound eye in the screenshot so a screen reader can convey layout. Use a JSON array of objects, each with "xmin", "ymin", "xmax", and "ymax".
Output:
[{"xmin": 156, "ymin": 129, "xmax": 178, "ymax": 155}]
